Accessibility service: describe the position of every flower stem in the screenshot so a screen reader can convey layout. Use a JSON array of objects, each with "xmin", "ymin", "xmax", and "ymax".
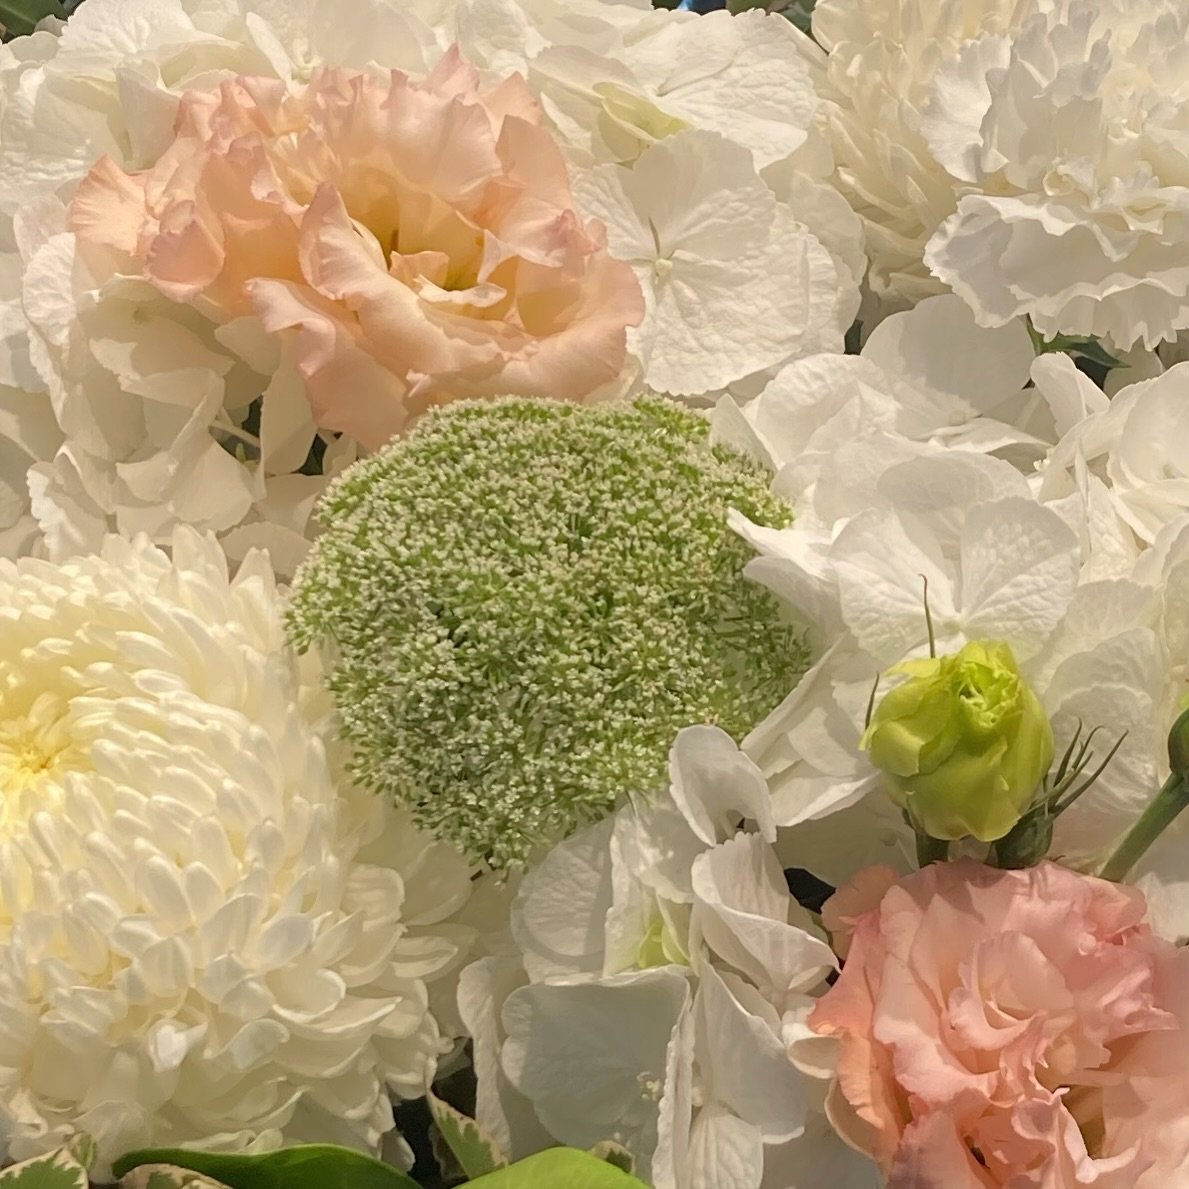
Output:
[{"xmin": 1099, "ymin": 774, "xmax": 1189, "ymax": 882}]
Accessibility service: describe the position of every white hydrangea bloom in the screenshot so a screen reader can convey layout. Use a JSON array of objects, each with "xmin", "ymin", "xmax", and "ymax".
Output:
[
  {"xmin": 0, "ymin": 529, "xmax": 473, "ymax": 1175},
  {"xmin": 422, "ymin": 0, "xmax": 654, "ymax": 79},
  {"xmin": 713, "ymin": 295, "xmax": 1045, "ymax": 489},
  {"xmin": 530, "ymin": 8, "xmax": 818, "ymax": 169},
  {"xmin": 718, "ymin": 362, "xmax": 1165, "ymax": 880},
  {"xmin": 0, "ymin": 0, "xmax": 829, "ymax": 567},
  {"xmin": 18, "ymin": 214, "xmax": 361, "ymax": 574},
  {"xmin": 459, "ymin": 726, "xmax": 877, "ymax": 1189},
  {"xmin": 816, "ymin": 0, "xmax": 1189, "ymax": 348},
  {"xmin": 1039, "ymin": 361, "xmax": 1189, "ymax": 556},
  {"xmin": 575, "ymin": 130, "xmax": 859, "ymax": 396}
]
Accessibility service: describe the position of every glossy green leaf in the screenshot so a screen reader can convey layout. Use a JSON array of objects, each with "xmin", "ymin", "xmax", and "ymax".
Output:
[
  {"xmin": 1028, "ymin": 326, "xmax": 1123, "ymax": 369},
  {"xmin": 120, "ymin": 1167, "xmax": 231, "ymax": 1189},
  {"xmin": 427, "ymin": 1090, "xmax": 508, "ymax": 1179},
  {"xmin": 468, "ymin": 1149, "xmax": 650, "ymax": 1189},
  {"xmin": 0, "ymin": 0, "xmax": 65, "ymax": 36},
  {"xmin": 0, "ymin": 1149, "xmax": 88, "ymax": 1189},
  {"xmin": 111, "ymin": 1146, "xmax": 419, "ymax": 1189}
]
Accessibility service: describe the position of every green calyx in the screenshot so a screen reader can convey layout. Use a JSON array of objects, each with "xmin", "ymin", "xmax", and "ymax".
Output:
[{"xmin": 288, "ymin": 396, "xmax": 807, "ymax": 868}]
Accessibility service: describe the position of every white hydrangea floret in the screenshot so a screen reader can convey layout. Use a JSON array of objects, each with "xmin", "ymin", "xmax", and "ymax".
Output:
[
  {"xmin": 0, "ymin": 530, "xmax": 472, "ymax": 1175},
  {"xmin": 1038, "ymin": 360, "xmax": 1189, "ymax": 551},
  {"xmin": 530, "ymin": 8, "xmax": 817, "ymax": 169},
  {"xmin": 575, "ymin": 131, "xmax": 857, "ymax": 396}
]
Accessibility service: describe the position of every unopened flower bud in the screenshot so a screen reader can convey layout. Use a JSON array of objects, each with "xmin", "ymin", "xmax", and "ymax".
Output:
[{"xmin": 861, "ymin": 640, "xmax": 1053, "ymax": 843}]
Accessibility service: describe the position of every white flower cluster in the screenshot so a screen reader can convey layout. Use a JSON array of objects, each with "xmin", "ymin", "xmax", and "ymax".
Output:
[
  {"xmin": 0, "ymin": 530, "xmax": 472, "ymax": 1174},
  {"xmin": 0, "ymin": 0, "xmax": 860, "ymax": 572},
  {"xmin": 462, "ymin": 726, "xmax": 878, "ymax": 1189},
  {"xmin": 704, "ymin": 295, "xmax": 1188, "ymax": 912},
  {"xmin": 814, "ymin": 0, "xmax": 1189, "ymax": 349}
]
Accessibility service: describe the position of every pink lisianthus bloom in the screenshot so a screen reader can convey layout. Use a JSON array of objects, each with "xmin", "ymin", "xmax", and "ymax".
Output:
[
  {"xmin": 811, "ymin": 859, "xmax": 1189, "ymax": 1188},
  {"xmin": 68, "ymin": 52, "xmax": 644, "ymax": 450}
]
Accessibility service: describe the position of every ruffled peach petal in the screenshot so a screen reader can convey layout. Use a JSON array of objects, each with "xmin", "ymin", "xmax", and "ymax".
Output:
[
  {"xmin": 249, "ymin": 277, "xmax": 412, "ymax": 449},
  {"xmin": 69, "ymin": 55, "xmax": 643, "ymax": 447},
  {"xmin": 811, "ymin": 861, "xmax": 1185, "ymax": 1188},
  {"xmin": 71, "ymin": 156, "xmax": 151, "ymax": 255}
]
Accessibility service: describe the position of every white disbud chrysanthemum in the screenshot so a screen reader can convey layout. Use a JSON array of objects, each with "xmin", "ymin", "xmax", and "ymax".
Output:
[
  {"xmin": 0, "ymin": 530, "xmax": 472, "ymax": 1176},
  {"xmin": 815, "ymin": 0, "xmax": 1189, "ymax": 349}
]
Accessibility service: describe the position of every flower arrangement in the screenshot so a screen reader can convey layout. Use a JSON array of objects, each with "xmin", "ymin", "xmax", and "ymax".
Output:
[{"xmin": 1, "ymin": 0, "xmax": 1189, "ymax": 1187}]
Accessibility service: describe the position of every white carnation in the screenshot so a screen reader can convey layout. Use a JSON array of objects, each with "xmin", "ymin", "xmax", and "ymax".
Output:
[
  {"xmin": 816, "ymin": 0, "xmax": 1189, "ymax": 349},
  {"xmin": 0, "ymin": 529, "xmax": 472, "ymax": 1175}
]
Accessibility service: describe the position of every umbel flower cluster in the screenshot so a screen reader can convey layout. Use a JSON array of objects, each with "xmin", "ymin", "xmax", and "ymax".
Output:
[{"xmin": 289, "ymin": 398, "xmax": 807, "ymax": 868}]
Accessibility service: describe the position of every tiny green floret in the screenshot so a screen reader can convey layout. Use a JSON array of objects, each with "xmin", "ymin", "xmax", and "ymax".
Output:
[{"xmin": 288, "ymin": 397, "xmax": 807, "ymax": 868}]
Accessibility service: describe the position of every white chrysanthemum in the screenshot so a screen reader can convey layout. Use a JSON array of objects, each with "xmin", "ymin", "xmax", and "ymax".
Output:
[
  {"xmin": 0, "ymin": 529, "xmax": 472, "ymax": 1176},
  {"xmin": 816, "ymin": 0, "xmax": 1189, "ymax": 348}
]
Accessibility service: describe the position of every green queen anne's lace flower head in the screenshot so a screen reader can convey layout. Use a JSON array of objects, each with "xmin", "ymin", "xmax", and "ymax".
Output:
[{"xmin": 288, "ymin": 397, "xmax": 808, "ymax": 868}]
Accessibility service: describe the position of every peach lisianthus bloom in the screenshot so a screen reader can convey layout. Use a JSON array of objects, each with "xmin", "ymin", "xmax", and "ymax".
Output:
[
  {"xmin": 811, "ymin": 860, "xmax": 1189, "ymax": 1188},
  {"xmin": 68, "ymin": 53, "xmax": 644, "ymax": 450}
]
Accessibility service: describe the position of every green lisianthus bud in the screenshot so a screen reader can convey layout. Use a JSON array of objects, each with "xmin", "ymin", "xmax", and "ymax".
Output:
[{"xmin": 861, "ymin": 640, "xmax": 1054, "ymax": 843}]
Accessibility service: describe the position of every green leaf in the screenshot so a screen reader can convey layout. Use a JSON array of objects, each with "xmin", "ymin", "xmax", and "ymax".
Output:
[
  {"xmin": 111, "ymin": 1146, "xmax": 420, "ymax": 1189},
  {"xmin": 467, "ymin": 1149, "xmax": 650, "ymax": 1189},
  {"xmin": 427, "ymin": 1090, "xmax": 508, "ymax": 1180},
  {"xmin": 0, "ymin": 1149, "xmax": 88, "ymax": 1189},
  {"xmin": 0, "ymin": 0, "xmax": 65, "ymax": 37},
  {"xmin": 120, "ymin": 1167, "xmax": 232, "ymax": 1189},
  {"xmin": 1027, "ymin": 325, "xmax": 1123, "ymax": 369}
]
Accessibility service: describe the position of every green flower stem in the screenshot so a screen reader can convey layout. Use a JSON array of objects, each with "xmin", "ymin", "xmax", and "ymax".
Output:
[
  {"xmin": 1099, "ymin": 774, "xmax": 1189, "ymax": 882},
  {"xmin": 915, "ymin": 832, "xmax": 949, "ymax": 867}
]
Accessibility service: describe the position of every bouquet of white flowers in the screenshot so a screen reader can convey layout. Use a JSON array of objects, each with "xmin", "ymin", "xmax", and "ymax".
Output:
[{"xmin": 1, "ymin": 1, "xmax": 1188, "ymax": 1187}]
